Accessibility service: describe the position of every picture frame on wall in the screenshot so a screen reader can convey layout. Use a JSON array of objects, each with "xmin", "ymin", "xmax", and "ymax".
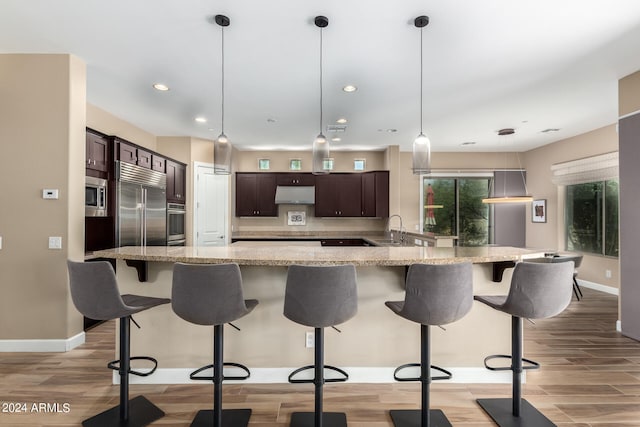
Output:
[{"xmin": 532, "ymin": 199, "xmax": 547, "ymax": 223}]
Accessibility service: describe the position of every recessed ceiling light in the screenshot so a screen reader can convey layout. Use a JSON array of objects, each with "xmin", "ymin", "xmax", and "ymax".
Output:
[
  {"xmin": 153, "ymin": 83, "xmax": 170, "ymax": 91},
  {"xmin": 331, "ymin": 137, "xmax": 341, "ymax": 142},
  {"xmin": 195, "ymin": 117, "xmax": 207, "ymax": 123},
  {"xmin": 377, "ymin": 128, "xmax": 397, "ymax": 133},
  {"xmin": 342, "ymin": 85, "xmax": 357, "ymax": 93},
  {"xmin": 336, "ymin": 118, "xmax": 347, "ymax": 124},
  {"xmin": 461, "ymin": 141, "xmax": 476, "ymax": 146},
  {"xmin": 541, "ymin": 128, "xmax": 560, "ymax": 133}
]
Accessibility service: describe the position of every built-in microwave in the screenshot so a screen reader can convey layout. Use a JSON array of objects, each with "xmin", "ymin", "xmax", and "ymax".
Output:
[
  {"xmin": 167, "ymin": 203, "xmax": 186, "ymax": 245},
  {"xmin": 85, "ymin": 176, "xmax": 107, "ymax": 217}
]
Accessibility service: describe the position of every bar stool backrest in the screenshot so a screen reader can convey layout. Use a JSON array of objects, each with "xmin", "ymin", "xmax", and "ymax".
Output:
[
  {"xmin": 503, "ymin": 262, "xmax": 574, "ymax": 319},
  {"xmin": 550, "ymin": 254, "xmax": 583, "ymax": 269},
  {"xmin": 284, "ymin": 264, "xmax": 358, "ymax": 328},
  {"xmin": 172, "ymin": 263, "xmax": 252, "ymax": 326},
  {"xmin": 67, "ymin": 260, "xmax": 133, "ymax": 320},
  {"xmin": 400, "ymin": 263, "xmax": 473, "ymax": 326}
]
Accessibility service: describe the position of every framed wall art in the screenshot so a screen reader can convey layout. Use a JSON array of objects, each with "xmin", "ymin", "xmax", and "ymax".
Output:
[{"xmin": 532, "ymin": 199, "xmax": 547, "ymax": 223}]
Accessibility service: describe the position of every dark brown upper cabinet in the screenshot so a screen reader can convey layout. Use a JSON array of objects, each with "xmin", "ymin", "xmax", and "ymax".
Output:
[
  {"xmin": 136, "ymin": 148, "xmax": 152, "ymax": 169},
  {"xmin": 151, "ymin": 154, "xmax": 165, "ymax": 172},
  {"xmin": 314, "ymin": 173, "xmax": 362, "ymax": 217},
  {"xmin": 235, "ymin": 173, "xmax": 278, "ymax": 217},
  {"xmin": 166, "ymin": 160, "xmax": 186, "ymax": 203},
  {"xmin": 117, "ymin": 139, "xmax": 138, "ymax": 165},
  {"xmin": 361, "ymin": 171, "xmax": 389, "ymax": 217},
  {"xmin": 276, "ymin": 173, "xmax": 315, "ymax": 186},
  {"xmin": 86, "ymin": 130, "xmax": 109, "ymax": 174}
]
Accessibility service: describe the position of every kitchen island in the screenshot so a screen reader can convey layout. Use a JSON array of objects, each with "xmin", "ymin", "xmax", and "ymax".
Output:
[{"xmin": 93, "ymin": 245, "xmax": 544, "ymax": 384}]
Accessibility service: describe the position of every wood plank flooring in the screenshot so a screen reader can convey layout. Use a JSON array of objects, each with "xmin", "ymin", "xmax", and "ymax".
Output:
[{"xmin": 1, "ymin": 288, "xmax": 639, "ymax": 426}]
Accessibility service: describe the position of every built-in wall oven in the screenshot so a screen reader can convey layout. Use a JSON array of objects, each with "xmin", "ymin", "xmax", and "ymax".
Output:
[
  {"xmin": 85, "ymin": 176, "xmax": 107, "ymax": 217},
  {"xmin": 167, "ymin": 203, "xmax": 186, "ymax": 246}
]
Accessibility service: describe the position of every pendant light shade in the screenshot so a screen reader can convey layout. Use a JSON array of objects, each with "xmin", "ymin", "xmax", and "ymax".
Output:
[
  {"xmin": 412, "ymin": 15, "xmax": 431, "ymax": 175},
  {"xmin": 312, "ymin": 15, "xmax": 330, "ymax": 175},
  {"xmin": 213, "ymin": 14, "xmax": 232, "ymax": 175},
  {"xmin": 482, "ymin": 128, "xmax": 533, "ymax": 204}
]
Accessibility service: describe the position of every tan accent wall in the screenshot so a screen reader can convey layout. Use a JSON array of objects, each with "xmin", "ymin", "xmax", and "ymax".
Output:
[
  {"xmin": 86, "ymin": 103, "xmax": 157, "ymax": 150},
  {"xmin": 234, "ymin": 150, "xmax": 385, "ymax": 172},
  {"xmin": 619, "ymin": 70, "xmax": 640, "ymax": 117},
  {"xmin": 523, "ymin": 125, "xmax": 619, "ymax": 288},
  {"xmin": 0, "ymin": 54, "xmax": 85, "ymax": 339}
]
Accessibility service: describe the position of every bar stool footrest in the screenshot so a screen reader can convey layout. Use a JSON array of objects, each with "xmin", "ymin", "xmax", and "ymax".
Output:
[
  {"xmin": 393, "ymin": 363, "xmax": 452, "ymax": 381},
  {"xmin": 289, "ymin": 411, "xmax": 347, "ymax": 427},
  {"xmin": 190, "ymin": 408, "xmax": 251, "ymax": 427},
  {"xmin": 189, "ymin": 362, "xmax": 251, "ymax": 381},
  {"xmin": 476, "ymin": 398, "xmax": 555, "ymax": 427},
  {"xmin": 81, "ymin": 395, "xmax": 164, "ymax": 427},
  {"xmin": 288, "ymin": 364, "xmax": 349, "ymax": 383},
  {"xmin": 483, "ymin": 354, "xmax": 540, "ymax": 371},
  {"xmin": 389, "ymin": 408, "xmax": 452, "ymax": 427},
  {"xmin": 107, "ymin": 356, "xmax": 158, "ymax": 377}
]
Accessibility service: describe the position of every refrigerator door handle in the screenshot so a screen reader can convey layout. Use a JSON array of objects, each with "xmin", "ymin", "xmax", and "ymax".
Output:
[{"xmin": 141, "ymin": 188, "xmax": 147, "ymax": 246}]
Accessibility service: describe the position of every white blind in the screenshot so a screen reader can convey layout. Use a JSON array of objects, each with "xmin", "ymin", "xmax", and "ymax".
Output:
[{"xmin": 550, "ymin": 151, "xmax": 618, "ymax": 186}]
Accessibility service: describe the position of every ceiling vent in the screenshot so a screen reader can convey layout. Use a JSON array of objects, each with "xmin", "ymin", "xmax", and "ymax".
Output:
[{"xmin": 326, "ymin": 124, "xmax": 347, "ymax": 133}]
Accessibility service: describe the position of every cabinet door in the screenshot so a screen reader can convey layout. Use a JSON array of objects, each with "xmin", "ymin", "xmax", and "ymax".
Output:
[
  {"xmin": 166, "ymin": 160, "xmax": 186, "ymax": 202},
  {"xmin": 151, "ymin": 155, "xmax": 165, "ymax": 172},
  {"xmin": 137, "ymin": 148, "xmax": 152, "ymax": 169},
  {"xmin": 86, "ymin": 132, "xmax": 109, "ymax": 172},
  {"xmin": 362, "ymin": 171, "xmax": 389, "ymax": 217},
  {"xmin": 337, "ymin": 174, "xmax": 362, "ymax": 217},
  {"xmin": 276, "ymin": 173, "xmax": 315, "ymax": 186},
  {"xmin": 256, "ymin": 174, "xmax": 277, "ymax": 216},
  {"xmin": 236, "ymin": 173, "xmax": 257, "ymax": 216},
  {"xmin": 118, "ymin": 141, "xmax": 137, "ymax": 164},
  {"xmin": 314, "ymin": 175, "xmax": 338, "ymax": 216}
]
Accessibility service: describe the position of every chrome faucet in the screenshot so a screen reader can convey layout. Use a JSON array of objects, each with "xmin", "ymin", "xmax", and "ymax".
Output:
[{"xmin": 387, "ymin": 214, "xmax": 404, "ymax": 242}]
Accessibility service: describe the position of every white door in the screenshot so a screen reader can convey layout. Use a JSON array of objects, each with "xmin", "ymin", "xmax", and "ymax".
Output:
[{"xmin": 194, "ymin": 162, "xmax": 228, "ymax": 246}]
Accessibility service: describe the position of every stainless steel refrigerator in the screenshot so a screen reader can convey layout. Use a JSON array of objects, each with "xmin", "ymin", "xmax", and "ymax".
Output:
[{"xmin": 116, "ymin": 161, "xmax": 167, "ymax": 247}]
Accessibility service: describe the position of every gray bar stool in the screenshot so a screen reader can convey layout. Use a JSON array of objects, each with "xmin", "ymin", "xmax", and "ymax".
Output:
[
  {"xmin": 67, "ymin": 260, "xmax": 170, "ymax": 427},
  {"xmin": 474, "ymin": 261, "xmax": 574, "ymax": 427},
  {"xmin": 284, "ymin": 264, "xmax": 358, "ymax": 427},
  {"xmin": 385, "ymin": 262, "xmax": 473, "ymax": 427},
  {"xmin": 172, "ymin": 262, "xmax": 258, "ymax": 427},
  {"xmin": 528, "ymin": 254, "xmax": 584, "ymax": 300}
]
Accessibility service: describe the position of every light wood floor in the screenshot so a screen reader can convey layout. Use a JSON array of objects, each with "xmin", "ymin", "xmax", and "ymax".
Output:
[{"xmin": 1, "ymin": 287, "xmax": 639, "ymax": 426}]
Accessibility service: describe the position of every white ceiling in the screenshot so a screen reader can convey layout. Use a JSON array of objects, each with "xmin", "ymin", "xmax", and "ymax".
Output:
[{"xmin": 3, "ymin": 1, "xmax": 640, "ymax": 152}]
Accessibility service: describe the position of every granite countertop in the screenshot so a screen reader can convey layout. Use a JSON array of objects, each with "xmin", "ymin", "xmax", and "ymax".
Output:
[{"xmin": 93, "ymin": 245, "xmax": 544, "ymax": 267}]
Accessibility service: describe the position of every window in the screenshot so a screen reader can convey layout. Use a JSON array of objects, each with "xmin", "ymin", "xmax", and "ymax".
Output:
[
  {"xmin": 422, "ymin": 177, "xmax": 491, "ymax": 246},
  {"xmin": 565, "ymin": 179, "xmax": 619, "ymax": 257}
]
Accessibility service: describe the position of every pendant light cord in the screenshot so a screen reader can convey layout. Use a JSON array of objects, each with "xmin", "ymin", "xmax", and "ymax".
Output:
[
  {"xmin": 319, "ymin": 26, "xmax": 323, "ymax": 134},
  {"xmin": 221, "ymin": 25, "xmax": 225, "ymax": 135},
  {"xmin": 420, "ymin": 25, "xmax": 423, "ymax": 135}
]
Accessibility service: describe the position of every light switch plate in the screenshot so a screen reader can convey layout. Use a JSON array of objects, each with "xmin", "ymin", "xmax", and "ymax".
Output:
[
  {"xmin": 48, "ymin": 236, "xmax": 62, "ymax": 249},
  {"xmin": 43, "ymin": 189, "xmax": 59, "ymax": 199},
  {"xmin": 0, "ymin": 236, "xmax": 3, "ymax": 250}
]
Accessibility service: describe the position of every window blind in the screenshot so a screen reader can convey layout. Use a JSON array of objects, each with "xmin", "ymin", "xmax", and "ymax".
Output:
[{"xmin": 550, "ymin": 151, "xmax": 618, "ymax": 186}]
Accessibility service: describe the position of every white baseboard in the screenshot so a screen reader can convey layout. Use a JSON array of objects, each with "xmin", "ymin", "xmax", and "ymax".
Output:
[
  {"xmin": 0, "ymin": 332, "xmax": 85, "ymax": 352},
  {"xmin": 115, "ymin": 366, "xmax": 515, "ymax": 385},
  {"xmin": 577, "ymin": 279, "xmax": 619, "ymax": 296}
]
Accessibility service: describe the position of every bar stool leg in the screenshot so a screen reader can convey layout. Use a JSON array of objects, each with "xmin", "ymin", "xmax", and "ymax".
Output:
[
  {"xmin": 390, "ymin": 325, "xmax": 452, "ymax": 427},
  {"xmin": 191, "ymin": 325, "xmax": 251, "ymax": 427},
  {"xmin": 82, "ymin": 316, "xmax": 165, "ymax": 427},
  {"xmin": 476, "ymin": 316, "xmax": 555, "ymax": 427},
  {"xmin": 290, "ymin": 327, "xmax": 347, "ymax": 427}
]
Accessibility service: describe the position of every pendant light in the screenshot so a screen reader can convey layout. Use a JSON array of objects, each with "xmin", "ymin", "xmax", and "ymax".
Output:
[
  {"xmin": 482, "ymin": 128, "xmax": 533, "ymax": 204},
  {"xmin": 213, "ymin": 14, "xmax": 232, "ymax": 175},
  {"xmin": 412, "ymin": 15, "xmax": 432, "ymax": 175},
  {"xmin": 312, "ymin": 16, "xmax": 330, "ymax": 175}
]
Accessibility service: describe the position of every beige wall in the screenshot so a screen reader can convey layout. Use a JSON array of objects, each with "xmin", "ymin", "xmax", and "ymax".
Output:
[
  {"xmin": 87, "ymin": 103, "xmax": 157, "ymax": 150},
  {"xmin": 523, "ymin": 125, "xmax": 619, "ymax": 288},
  {"xmin": 234, "ymin": 150, "xmax": 385, "ymax": 173},
  {"xmin": 619, "ymin": 70, "xmax": 640, "ymax": 117},
  {"xmin": 0, "ymin": 54, "xmax": 85, "ymax": 339}
]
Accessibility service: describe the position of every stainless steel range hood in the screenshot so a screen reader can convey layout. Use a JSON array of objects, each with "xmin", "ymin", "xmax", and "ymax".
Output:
[{"xmin": 274, "ymin": 186, "xmax": 315, "ymax": 204}]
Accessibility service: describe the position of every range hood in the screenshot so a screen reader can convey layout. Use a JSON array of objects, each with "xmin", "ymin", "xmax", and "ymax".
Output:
[{"xmin": 275, "ymin": 186, "xmax": 315, "ymax": 204}]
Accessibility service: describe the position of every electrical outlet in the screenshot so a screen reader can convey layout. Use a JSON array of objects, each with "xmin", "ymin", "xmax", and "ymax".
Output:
[
  {"xmin": 48, "ymin": 236, "xmax": 62, "ymax": 249},
  {"xmin": 605, "ymin": 269, "xmax": 612, "ymax": 279},
  {"xmin": 305, "ymin": 331, "xmax": 314, "ymax": 348}
]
